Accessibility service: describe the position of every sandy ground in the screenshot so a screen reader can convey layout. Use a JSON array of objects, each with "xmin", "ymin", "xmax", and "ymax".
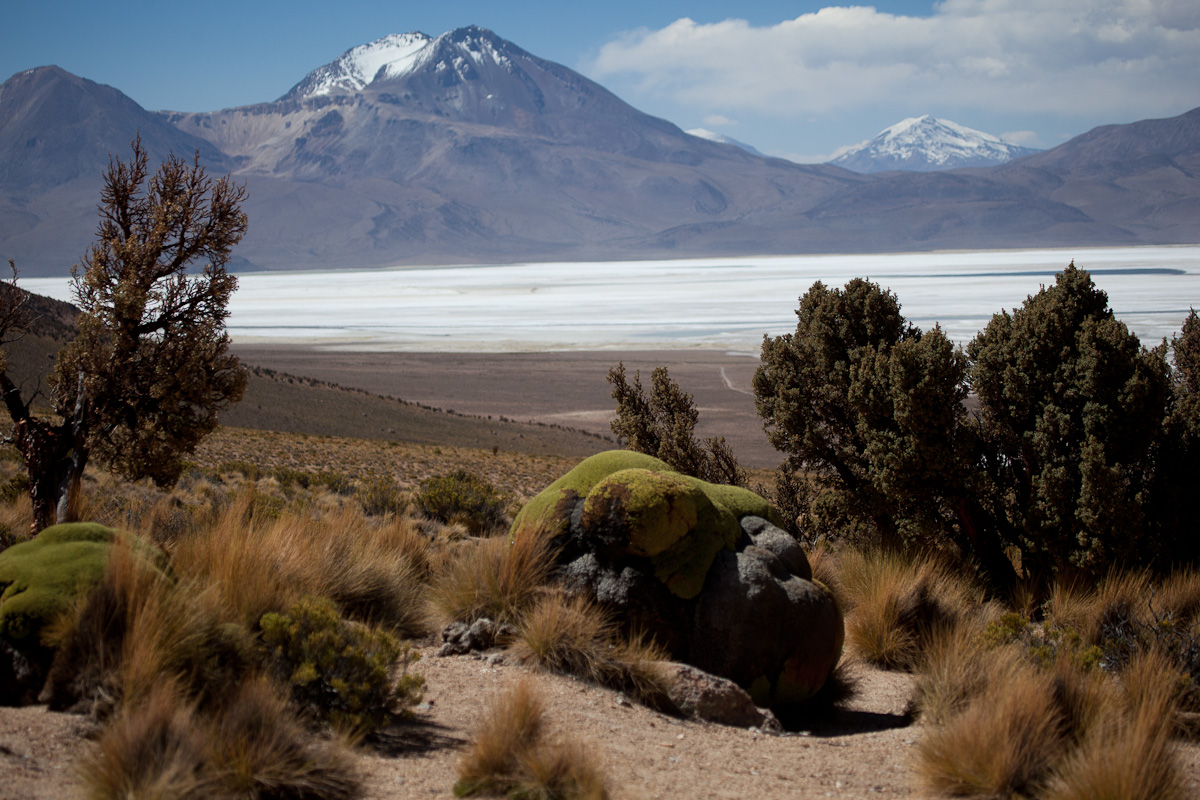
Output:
[
  {"xmin": 6, "ymin": 645, "xmax": 1198, "ymax": 799},
  {"xmin": 0, "ymin": 649, "xmax": 926, "ymax": 800},
  {"xmin": 364, "ymin": 650, "xmax": 925, "ymax": 800},
  {"xmin": 231, "ymin": 347, "xmax": 780, "ymax": 469}
]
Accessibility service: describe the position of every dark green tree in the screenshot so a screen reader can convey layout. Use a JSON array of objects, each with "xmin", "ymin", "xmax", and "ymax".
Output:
[
  {"xmin": 1144, "ymin": 308, "xmax": 1200, "ymax": 567},
  {"xmin": 607, "ymin": 362, "xmax": 746, "ymax": 487},
  {"xmin": 0, "ymin": 139, "xmax": 248, "ymax": 531},
  {"xmin": 754, "ymin": 278, "xmax": 1020, "ymax": 587},
  {"xmin": 967, "ymin": 263, "xmax": 1172, "ymax": 580},
  {"xmin": 755, "ymin": 266, "xmax": 1193, "ymax": 587}
]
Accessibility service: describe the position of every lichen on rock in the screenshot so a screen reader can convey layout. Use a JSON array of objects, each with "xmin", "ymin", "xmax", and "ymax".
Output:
[{"xmin": 510, "ymin": 450, "xmax": 844, "ymax": 719}]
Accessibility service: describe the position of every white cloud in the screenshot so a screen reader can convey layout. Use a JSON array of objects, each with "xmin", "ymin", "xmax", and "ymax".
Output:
[
  {"xmin": 587, "ymin": 1, "xmax": 1200, "ymax": 120},
  {"xmin": 703, "ymin": 114, "xmax": 738, "ymax": 127}
]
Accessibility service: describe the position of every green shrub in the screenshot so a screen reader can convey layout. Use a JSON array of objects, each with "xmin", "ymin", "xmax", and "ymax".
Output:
[
  {"xmin": 358, "ymin": 474, "xmax": 405, "ymax": 517},
  {"xmin": 218, "ymin": 460, "xmax": 262, "ymax": 480},
  {"xmin": 0, "ymin": 472, "xmax": 29, "ymax": 504},
  {"xmin": 416, "ymin": 471, "xmax": 507, "ymax": 533},
  {"xmin": 273, "ymin": 467, "xmax": 315, "ymax": 491},
  {"xmin": 316, "ymin": 470, "xmax": 355, "ymax": 496},
  {"xmin": 260, "ymin": 596, "xmax": 424, "ymax": 735}
]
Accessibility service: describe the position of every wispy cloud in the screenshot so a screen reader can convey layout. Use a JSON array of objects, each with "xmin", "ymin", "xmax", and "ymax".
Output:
[{"xmin": 587, "ymin": 1, "xmax": 1200, "ymax": 120}]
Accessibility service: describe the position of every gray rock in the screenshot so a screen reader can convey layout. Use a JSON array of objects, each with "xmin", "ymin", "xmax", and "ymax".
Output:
[
  {"xmin": 437, "ymin": 617, "xmax": 515, "ymax": 656},
  {"xmin": 664, "ymin": 662, "xmax": 780, "ymax": 731}
]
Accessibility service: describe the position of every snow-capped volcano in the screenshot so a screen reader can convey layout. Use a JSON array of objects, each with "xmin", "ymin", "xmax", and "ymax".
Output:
[
  {"xmin": 280, "ymin": 28, "xmax": 527, "ymax": 102},
  {"xmin": 281, "ymin": 32, "xmax": 432, "ymax": 99},
  {"xmin": 829, "ymin": 116, "xmax": 1040, "ymax": 173}
]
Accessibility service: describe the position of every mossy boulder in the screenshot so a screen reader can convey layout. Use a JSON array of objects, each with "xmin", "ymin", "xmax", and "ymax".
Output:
[
  {"xmin": 510, "ymin": 451, "xmax": 842, "ymax": 720},
  {"xmin": 0, "ymin": 522, "xmax": 161, "ymax": 704}
]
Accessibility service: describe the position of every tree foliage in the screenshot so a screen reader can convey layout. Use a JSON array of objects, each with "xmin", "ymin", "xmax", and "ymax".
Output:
[
  {"xmin": 967, "ymin": 264, "xmax": 1172, "ymax": 578},
  {"xmin": 607, "ymin": 362, "xmax": 746, "ymax": 487},
  {"xmin": 753, "ymin": 279, "xmax": 978, "ymax": 552},
  {"xmin": 0, "ymin": 138, "xmax": 247, "ymax": 530},
  {"xmin": 755, "ymin": 266, "xmax": 1197, "ymax": 587}
]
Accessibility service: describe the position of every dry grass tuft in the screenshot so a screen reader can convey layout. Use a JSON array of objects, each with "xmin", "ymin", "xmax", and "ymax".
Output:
[
  {"xmin": 43, "ymin": 536, "xmax": 246, "ymax": 713},
  {"xmin": 510, "ymin": 591, "xmax": 671, "ymax": 705},
  {"xmin": 74, "ymin": 682, "xmax": 210, "ymax": 800},
  {"xmin": 425, "ymin": 530, "xmax": 555, "ymax": 630},
  {"xmin": 455, "ymin": 678, "xmax": 607, "ymax": 800},
  {"xmin": 75, "ymin": 678, "xmax": 361, "ymax": 800},
  {"xmin": 170, "ymin": 493, "xmax": 431, "ymax": 635},
  {"xmin": 910, "ymin": 624, "xmax": 1021, "ymax": 726},
  {"xmin": 916, "ymin": 662, "xmax": 1067, "ymax": 798},
  {"xmin": 835, "ymin": 548, "xmax": 983, "ymax": 670},
  {"xmin": 1043, "ymin": 672, "xmax": 1186, "ymax": 800},
  {"xmin": 204, "ymin": 677, "xmax": 361, "ymax": 800}
]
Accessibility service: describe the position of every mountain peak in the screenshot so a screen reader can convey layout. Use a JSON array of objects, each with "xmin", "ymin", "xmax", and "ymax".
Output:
[
  {"xmin": 280, "ymin": 31, "xmax": 433, "ymax": 100},
  {"xmin": 280, "ymin": 26, "xmax": 530, "ymax": 102},
  {"xmin": 831, "ymin": 115, "xmax": 1040, "ymax": 173}
]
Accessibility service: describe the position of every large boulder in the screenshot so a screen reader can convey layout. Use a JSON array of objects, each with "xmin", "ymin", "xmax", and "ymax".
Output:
[
  {"xmin": 510, "ymin": 451, "xmax": 843, "ymax": 718},
  {"xmin": 0, "ymin": 522, "xmax": 159, "ymax": 705}
]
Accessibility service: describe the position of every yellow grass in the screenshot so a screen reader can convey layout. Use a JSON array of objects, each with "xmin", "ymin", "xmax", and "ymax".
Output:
[
  {"xmin": 424, "ymin": 529, "xmax": 555, "ymax": 629},
  {"xmin": 917, "ymin": 663, "xmax": 1068, "ymax": 798},
  {"xmin": 455, "ymin": 678, "xmax": 608, "ymax": 800},
  {"xmin": 170, "ymin": 491, "xmax": 431, "ymax": 634},
  {"xmin": 511, "ymin": 591, "xmax": 670, "ymax": 704},
  {"xmin": 835, "ymin": 548, "xmax": 984, "ymax": 670}
]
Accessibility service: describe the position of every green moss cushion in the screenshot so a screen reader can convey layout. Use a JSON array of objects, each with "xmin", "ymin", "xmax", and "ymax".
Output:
[
  {"xmin": 0, "ymin": 523, "xmax": 158, "ymax": 643},
  {"xmin": 512, "ymin": 451, "xmax": 843, "ymax": 719},
  {"xmin": 512, "ymin": 450, "xmax": 787, "ymax": 599}
]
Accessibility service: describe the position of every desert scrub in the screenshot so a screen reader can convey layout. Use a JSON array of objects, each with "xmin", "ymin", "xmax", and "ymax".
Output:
[
  {"xmin": 260, "ymin": 595, "xmax": 424, "ymax": 735},
  {"xmin": 510, "ymin": 591, "xmax": 670, "ymax": 705},
  {"xmin": 416, "ymin": 470, "xmax": 509, "ymax": 533},
  {"xmin": 171, "ymin": 498, "xmax": 431, "ymax": 635},
  {"xmin": 455, "ymin": 678, "xmax": 607, "ymax": 800},
  {"xmin": 0, "ymin": 471, "xmax": 29, "ymax": 504},
  {"xmin": 75, "ymin": 679, "xmax": 361, "ymax": 800},
  {"xmin": 425, "ymin": 530, "xmax": 554, "ymax": 629},
  {"xmin": 834, "ymin": 548, "xmax": 986, "ymax": 670},
  {"xmin": 358, "ymin": 472, "xmax": 406, "ymax": 517}
]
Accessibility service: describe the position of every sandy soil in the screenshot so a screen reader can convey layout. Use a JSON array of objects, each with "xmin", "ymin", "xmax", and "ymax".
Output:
[
  {"xmin": 0, "ymin": 649, "xmax": 926, "ymax": 800},
  {"xmin": 8, "ymin": 647, "xmax": 1199, "ymax": 799},
  {"xmin": 231, "ymin": 347, "xmax": 779, "ymax": 469},
  {"xmin": 363, "ymin": 650, "xmax": 925, "ymax": 800}
]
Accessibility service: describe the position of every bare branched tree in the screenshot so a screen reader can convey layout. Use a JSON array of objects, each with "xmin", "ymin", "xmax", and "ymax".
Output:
[{"xmin": 0, "ymin": 138, "xmax": 248, "ymax": 531}]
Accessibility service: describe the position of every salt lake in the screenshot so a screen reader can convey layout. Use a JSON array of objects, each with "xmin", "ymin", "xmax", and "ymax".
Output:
[{"xmin": 23, "ymin": 245, "xmax": 1200, "ymax": 353}]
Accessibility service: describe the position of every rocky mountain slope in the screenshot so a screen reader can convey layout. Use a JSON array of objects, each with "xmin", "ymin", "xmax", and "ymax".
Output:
[
  {"xmin": 0, "ymin": 28, "xmax": 1197, "ymax": 275},
  {"xmin": 829, "ymin": 115, "xmax": 1040, "ymax": 173}
]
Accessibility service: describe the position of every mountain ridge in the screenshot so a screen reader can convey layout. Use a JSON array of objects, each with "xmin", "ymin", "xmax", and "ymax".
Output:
[{"xmin": 0, "ymin": 28, "xmax": 1197, "ymax": 276}]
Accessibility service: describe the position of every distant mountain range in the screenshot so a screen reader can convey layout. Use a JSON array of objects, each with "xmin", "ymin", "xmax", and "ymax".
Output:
[
  {"xmin": 1, "ymin": 26, "xmax": 1198, "ymax": 275},
  {"xmin": 830, "ymin": 116, "xmax": 1041, "ymax": 173}
]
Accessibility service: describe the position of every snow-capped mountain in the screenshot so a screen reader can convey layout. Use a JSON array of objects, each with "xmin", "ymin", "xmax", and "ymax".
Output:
[
  {"xmin": 685, "ymin": 128, "xmax": 764, "ymax": 157},
  {"xmin": 281, "ymin": 32, "xmax": 432, "ymax": 99},
  {"xmin": 3, "ymin": 30, "xmax": 1197, "ymax": 275},
  {"xmin": 830, "ymin": 116, "xmax": 1041, "ymax": 173}
]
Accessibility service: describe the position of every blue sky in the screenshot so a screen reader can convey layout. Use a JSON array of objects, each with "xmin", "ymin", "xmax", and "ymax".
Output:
[{"xmin": 5, "ymin": 1, "xmax": 1198, "ymax": 162}]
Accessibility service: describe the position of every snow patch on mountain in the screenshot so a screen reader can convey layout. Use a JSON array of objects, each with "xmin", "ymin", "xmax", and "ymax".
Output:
[
  {"xmin": 282, "ymin": 28, "xmax": 526, "ymax": 101},
  {"xmin": 829, "ymin": 115, "xmax": 1041, "ymax": 173},
  {"xmin": 686, "ymin": 128, "xmax": 764, "ymax": 156},
  {"xmin": 282, "ymin": 32, "xmax": 431, "ymax": 99}
]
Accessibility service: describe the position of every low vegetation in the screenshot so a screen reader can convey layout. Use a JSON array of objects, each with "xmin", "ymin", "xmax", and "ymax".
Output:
[{"xmin": 454, "ymin": 678, "xmax": 608, "ymax": 800}]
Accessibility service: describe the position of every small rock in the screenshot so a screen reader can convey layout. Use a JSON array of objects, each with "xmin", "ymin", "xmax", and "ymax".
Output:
[{"xmin": 664, "ymin": 662, "xmax": 777, "ymax": 730}]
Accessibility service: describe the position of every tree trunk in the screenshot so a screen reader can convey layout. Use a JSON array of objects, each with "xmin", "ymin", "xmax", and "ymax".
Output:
[
  {"xmin": 1, "ymin": 371, "xmax": 87, "ymax": 534},
  {"xmin": 954, "ymin": 497, "xmax": 1019, "ymax": 596}
]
